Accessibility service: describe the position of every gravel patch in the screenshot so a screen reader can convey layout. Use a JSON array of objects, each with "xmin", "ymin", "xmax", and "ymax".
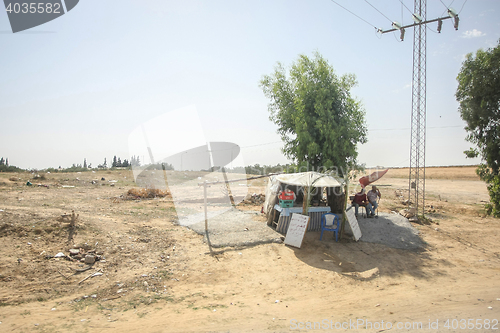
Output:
[
  {"xmin": 180, "ymin": 208, "xmax": 282, "ymax": 248},
  {"xmin": 354, "ymin": 212, "xmax": 425, "ymax": 250},
  {"xmin": 181, "ymin": 208, "xmax": 423, "ymax": 250}
]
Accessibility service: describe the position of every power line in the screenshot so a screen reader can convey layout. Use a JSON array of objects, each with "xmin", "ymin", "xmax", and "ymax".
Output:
[
  {"xmin": 237, "ymin": 126, "xmax": 465, "ymax": 153},
  {"xmin": 458, "ymin": 0, "xmax": 468, "ymax": 14},
  {"xmin": 426, "ymin": 24, "xmax": 440, "ymax": 34},
  {"xmin": 440, "ymin": 0, "xmax": 467, "ymax": 16},
  {"xmin": 401, "ymin": 0, "xmax": 403, "ymax": 24},
  {"xmin": 329, "ymin": 0, "xmax": 378, "ymax": 30},
  {"xmin": 206, "ymin": 141, "xmax": 282, "ymax": 153},
  {"xmin": 369, "ymin": 125, "xmax": 463, "ymax": 132},
  {"xmin": 439, "ymin": 0, "xmax": 450, "ymax": 11},
  {"xmin": 392, "ymin": 30, "xmax": 404, "ymax": 42},
  {"xmin": 364, "ymin": 0, "xmax": 393, "ymax": 23},
  {"xmin": 240, "ymin": 141, "xmax": 282, "ymax": 149},
  {"xmin": 439, "ymin": 0, "xmax": 467, "ymax": 16},
  {"xmin": 398, "ymin": 0, "xmax": 414, "ymax": 16},
  {"xmin": 440, "ymin": 0, "xmax": 453, "ymax": 16}
]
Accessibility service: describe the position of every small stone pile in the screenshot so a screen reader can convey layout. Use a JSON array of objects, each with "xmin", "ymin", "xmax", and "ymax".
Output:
[
  {"xmin": 68, "ymin": 243, "xmax": 104, "ymax": 264},
  {"xmin": 399, "ymin": 208, "xmax": 416, "ymax": 219},
  {"xmin": 243, "ymin": 193, "xmax": 266, "ymax": 205}
]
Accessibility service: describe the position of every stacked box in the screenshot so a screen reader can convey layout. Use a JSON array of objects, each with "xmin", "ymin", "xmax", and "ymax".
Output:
[{"xmin": 279, "ymin": 199, "xmax": 294, "ymax": 208}]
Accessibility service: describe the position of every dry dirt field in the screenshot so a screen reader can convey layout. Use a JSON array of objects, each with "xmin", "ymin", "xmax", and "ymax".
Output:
[{"xmin": 0, "ymin": 166, "xmax": 499, "ymax": 333}]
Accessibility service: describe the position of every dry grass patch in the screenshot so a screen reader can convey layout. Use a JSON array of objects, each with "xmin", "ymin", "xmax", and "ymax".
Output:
[{"xmin": 127, "ymin": 187, "xmax": 170, "ymax": 199}]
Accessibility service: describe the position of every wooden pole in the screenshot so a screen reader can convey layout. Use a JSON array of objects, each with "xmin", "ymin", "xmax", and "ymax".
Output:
[
  {"xmin": 197, "ymin": 172, "xmax": 281, "ymax": 187},
  {"xmin": 222, "ymin": 168, "xmax": 236, "ymax": 207},
  {"xmin": 204, "ymin": 180, "xmax": 208, "ymax": 234},
  {"xmin": 203, "ymin": 181, "xmax": 214, "ymax": 254},
  {"xmin": 340, "ymin": 181, "xmax": 348, "ymax": 239}
]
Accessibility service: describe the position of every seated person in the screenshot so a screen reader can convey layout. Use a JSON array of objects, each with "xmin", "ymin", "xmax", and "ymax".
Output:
[
  {"xmin": 366, "ymin": 185, "xmax": 381, "ymax": 217},
  {"xmin": 352, "ymin": 188, "xmax": 372, "ymax": 218}
]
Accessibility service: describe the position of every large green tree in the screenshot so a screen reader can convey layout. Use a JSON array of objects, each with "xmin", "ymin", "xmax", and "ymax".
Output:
[
  {"xmin": 456, "ymin": 40, "xmax": 500, "ymax": 217},
  {"xmin": 260, "ymin": 52, "xmax": 367, "ymax": 177}
]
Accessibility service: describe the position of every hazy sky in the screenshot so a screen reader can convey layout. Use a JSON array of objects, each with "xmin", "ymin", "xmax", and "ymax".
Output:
[{"xmin": 1, "ymin": 0, "xmax": 499, "ymax": 170}]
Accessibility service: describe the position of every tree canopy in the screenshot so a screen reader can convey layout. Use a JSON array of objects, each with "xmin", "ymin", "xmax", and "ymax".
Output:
[
  {"xmin": 260, "ymin": 52, "xmax": 367, "ymax": 177},
  {"xmin": 456, "ymin": 40, "xmax": 500, "ymax": 217}
]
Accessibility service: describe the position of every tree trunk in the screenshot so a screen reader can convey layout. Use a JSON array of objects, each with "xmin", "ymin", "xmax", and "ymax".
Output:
[
  {"xmin": 327, "ymin": 188, "xmax": 345, "ymax": 214},
  {"xmin": 302, "ymin": 187, "xmax": 309, "ymax": 215}
]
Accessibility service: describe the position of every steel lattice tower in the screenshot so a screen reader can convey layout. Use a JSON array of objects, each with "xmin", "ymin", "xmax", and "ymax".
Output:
[
  {"xmin": 408, "ymin": 0, "xmax": 427, "ymax": 217},
  {"xmin": 379, "ymin": 0, "xmax": 459, "ymax": 217}
]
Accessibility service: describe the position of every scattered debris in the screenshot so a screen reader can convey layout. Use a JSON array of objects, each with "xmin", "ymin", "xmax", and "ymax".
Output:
[
  {"xmin": 57, "ymin": 210, "xmax": 79, "ymax": 227},
  {"xmin": 78, "ymin": 269, "xmax": 103, "ymax": 285},
  {"xmin": 242, "ymin": 193, "xmax": 266, "ymax": 205},
  {"xmin": 84, "ymin": 255, "xmax": 96, "ymax": 265},
  {"xmin": 399, "ymin": 208, "xmax": 416, "ymax": 219},
  {"xmin": 71, "ymin": 266, "xmax": 93, "ymax": 273},
  {"xmin": 57, "ymin": 270, "xmax": 70, "ymax": 280}
]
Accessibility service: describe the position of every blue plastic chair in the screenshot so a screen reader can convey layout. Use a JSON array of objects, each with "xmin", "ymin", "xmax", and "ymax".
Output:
[{"xmin": 320, "ymin": 213, "xmax": 340, "ymax": 242}]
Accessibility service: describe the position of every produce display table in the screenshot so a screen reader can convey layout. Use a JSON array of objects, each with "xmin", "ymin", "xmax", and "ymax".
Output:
[{"xmin": 273, "ymin": 204, "xmax": 331, "ymax": 234}]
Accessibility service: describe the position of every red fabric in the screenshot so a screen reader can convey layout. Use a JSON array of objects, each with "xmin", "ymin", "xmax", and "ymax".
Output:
[
  {"xmin": 353, "ymin": 193, "xmax": 367, "ymax": 205},
  {"xmin": 359, "ymin": 169, "xmax": 389, "ymax": 188}
]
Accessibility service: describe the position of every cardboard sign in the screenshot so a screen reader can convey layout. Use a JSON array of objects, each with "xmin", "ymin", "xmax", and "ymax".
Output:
[
  {"xmin": 284, "ymin": 213, "xmax": 310, "ymax": 248},
  {"xmin": 345, "ymin": 207, "xmax": 362, "ymax": 241}
]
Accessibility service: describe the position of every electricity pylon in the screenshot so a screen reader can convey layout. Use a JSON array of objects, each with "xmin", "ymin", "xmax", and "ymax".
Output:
[{"xmin": 380, "ymin": 0, "xmax": 459, "ymax": 217}]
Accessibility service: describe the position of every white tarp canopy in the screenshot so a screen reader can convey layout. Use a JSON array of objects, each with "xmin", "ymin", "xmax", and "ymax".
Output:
[
  {"xmin": 263, "ymin": 172, "xmax": 344, "ymax": 216},
  {"xmin": 274, "ymin": 172, "xmax": 343, "ymax": 188}
]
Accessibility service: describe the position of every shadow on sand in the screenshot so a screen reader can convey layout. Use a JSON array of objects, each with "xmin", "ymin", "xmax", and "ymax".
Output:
[{"xmin": 288, "ymin": 213, "xmax": 451, "ymax": 280}]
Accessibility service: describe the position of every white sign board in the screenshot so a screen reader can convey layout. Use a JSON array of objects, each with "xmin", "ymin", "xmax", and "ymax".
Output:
[
  {"xmin": 345, "ymin": 207, "xmax": 362, "ymax": 241},
  {"xmin": 284, "ymin": 213, "xmax": 310, "ymax": 248}
]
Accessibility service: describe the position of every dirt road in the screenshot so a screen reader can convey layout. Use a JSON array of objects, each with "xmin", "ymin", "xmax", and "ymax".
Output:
[{"xmin": 0, "ymin": 167, "xmax": 498, "ymax": 332}]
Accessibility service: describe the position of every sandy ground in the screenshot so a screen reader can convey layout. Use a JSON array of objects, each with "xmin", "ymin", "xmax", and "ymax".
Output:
[{"xmin": 0, "ymin": 166, "xmax": 499, "ymax": 333}]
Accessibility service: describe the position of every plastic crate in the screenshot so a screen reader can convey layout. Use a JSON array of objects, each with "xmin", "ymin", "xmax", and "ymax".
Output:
[
  {"xmin": 279, "ymin": 199, "xmax": 294, "ymax": 208},
  {"xmin": 279, "ymin": 190, "xmax": 295, "ymax": 201}
]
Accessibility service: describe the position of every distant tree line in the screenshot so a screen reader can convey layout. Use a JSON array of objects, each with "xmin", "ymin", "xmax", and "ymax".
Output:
[
  {"xmin": 223, "ymin": 163, "xmax": 294, "ymax": 175},
  {"xmin": 0, "ymin": 157, "xmax": 22, "ymax": 172},
  {"xmin": 41, "ymin": 155, "xmax": 142, "ymax": 172}
]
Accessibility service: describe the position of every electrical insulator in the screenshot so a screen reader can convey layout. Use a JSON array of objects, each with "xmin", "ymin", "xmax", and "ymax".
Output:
[{"xmin": 392, "ymin": 21, "xmax": 402, "ymax": 30}]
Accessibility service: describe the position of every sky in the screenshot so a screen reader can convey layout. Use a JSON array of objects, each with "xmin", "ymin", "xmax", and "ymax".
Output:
[{"xmin": 1, "ymin": 0, "xmax": 499, "ymax": 170}]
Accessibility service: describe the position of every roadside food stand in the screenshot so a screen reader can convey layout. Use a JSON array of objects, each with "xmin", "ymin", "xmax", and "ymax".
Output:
[{"xmin": 263, "ymin": 172, "xmax": 344, "ymax": 235}]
